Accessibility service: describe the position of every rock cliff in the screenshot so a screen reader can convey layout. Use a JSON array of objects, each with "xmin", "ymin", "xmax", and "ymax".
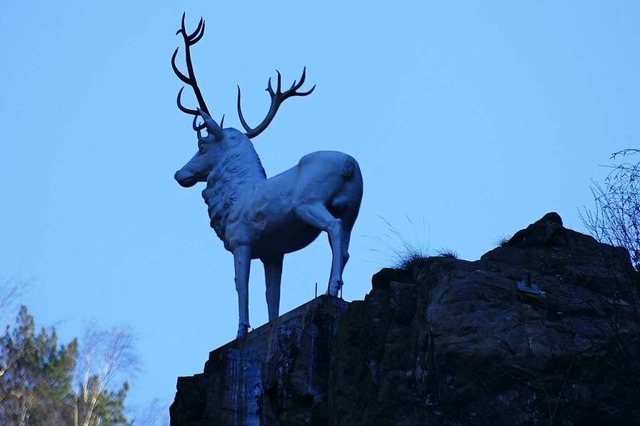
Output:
[{"xmin": 171, "ymin": 213, "xmax": 640, "ymax": 425}]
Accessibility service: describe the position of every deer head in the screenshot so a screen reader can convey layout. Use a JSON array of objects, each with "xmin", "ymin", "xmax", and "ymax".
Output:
[
  {"xmin": 174, "ymin": 110, "xmax": 249, "ymax": 187},
  {"xmin": 172, "ymin": 13, "xmax": 315, "ymax": 187}
]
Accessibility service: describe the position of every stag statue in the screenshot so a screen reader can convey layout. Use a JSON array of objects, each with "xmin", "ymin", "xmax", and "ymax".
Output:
[{"xmin": 172, "ymin": 14, "xmax": 363, "ymax": 337}]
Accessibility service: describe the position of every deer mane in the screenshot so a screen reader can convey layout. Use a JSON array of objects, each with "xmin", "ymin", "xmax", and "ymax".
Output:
[{"xmin": 202, "ymin": 143, "xmax": 266, "ymax": 248}]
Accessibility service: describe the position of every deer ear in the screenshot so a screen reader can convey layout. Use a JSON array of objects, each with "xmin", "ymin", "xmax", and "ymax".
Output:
[{"xmin": 198, "ymin": 108, "xmax": 224, "ymax": 141}]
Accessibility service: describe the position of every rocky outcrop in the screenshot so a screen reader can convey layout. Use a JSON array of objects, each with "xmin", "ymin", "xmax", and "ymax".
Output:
[
  {"xmin": 170, "ymin": 296, "xmax": 349, "ymax": 425},
  {"xmin": 171, "ymin": 213, "xmax": 640, "ymax": 425}
]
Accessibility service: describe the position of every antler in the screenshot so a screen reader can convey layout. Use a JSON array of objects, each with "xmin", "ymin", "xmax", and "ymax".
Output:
[
  {"xmin": 171, "ymin": 13, "xmax": 209, "ymax": 131},
  {"xmin": 237, "ymin": 68, "xmax": 316, "ymax": 139}
]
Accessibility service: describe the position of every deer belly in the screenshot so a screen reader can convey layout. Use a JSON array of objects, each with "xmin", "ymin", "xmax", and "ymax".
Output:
[
  {"xmin": 251, "ymin": 221, "xmax": 322, "ymax": 258},
  {"xmin": 224, "ymin": 194, "xmax": 322, "ymax": 257}
]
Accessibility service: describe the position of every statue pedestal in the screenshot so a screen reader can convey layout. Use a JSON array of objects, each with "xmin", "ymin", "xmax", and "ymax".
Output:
[{"xmin": 170, "ymin": 295, "xmax": 349, "ymax": 425}]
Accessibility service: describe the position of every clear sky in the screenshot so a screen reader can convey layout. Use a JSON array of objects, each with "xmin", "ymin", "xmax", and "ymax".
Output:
[{"xmin": 1, "ymin": 0, "xmax": 639, "ymax": 422}]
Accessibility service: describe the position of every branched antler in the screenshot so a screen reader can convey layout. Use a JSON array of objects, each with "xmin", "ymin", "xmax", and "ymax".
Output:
[
  {"xmin": 237, "ymin": 68, "xmax": 316, "ymax": 139},
  {"xmin": 172, "ymin": 13, "xmax": 209, "ymax": 130}
]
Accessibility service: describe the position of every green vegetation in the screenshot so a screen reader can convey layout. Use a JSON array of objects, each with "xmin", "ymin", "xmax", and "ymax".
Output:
[
  {"xmin": 436, "ymin": 249, "xmax": 458, "ymax": 259},
  {"xmin": 496, "ymin": 235, "xmax": 511, "ymax": 247},
  {"xmin": 0, "ymin": 305, "xmax": 133, "ymax": 426},
  {"xmin": 371, "ymin": 216, "xmax": 429, "ymax": 270}
]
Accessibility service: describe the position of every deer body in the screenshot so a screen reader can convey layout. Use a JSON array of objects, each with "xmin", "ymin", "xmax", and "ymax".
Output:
[
  {"xmin": 172, "ymin": 15, "xmax": 363, "ymax": 337},
  {"xmin": 221, "ymin": 152, "xmax": 361, "ymax": 257}
]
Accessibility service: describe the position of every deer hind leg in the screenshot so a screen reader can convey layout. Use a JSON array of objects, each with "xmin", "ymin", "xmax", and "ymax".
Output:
[
  {"xmin": 262, "ymin": 255, "xmax": 284, "ymax": 321},
  {"xmin": 328, "ymin": 193, "xmax": 359, "ymax": 294},
  {"xmin": 339, "ymin": 224, "xmax": 352, "ymax": 276},
  {"xmin": 327, "ymin": 220, "xmax": 352, "ymax": 281},
  {"xmin": 233, "ymin": 245, "xmax": 252, "ymax": 337},
  {"xmin": 293, "ymin": 203, "xmax": 345, "ymax": 296}
]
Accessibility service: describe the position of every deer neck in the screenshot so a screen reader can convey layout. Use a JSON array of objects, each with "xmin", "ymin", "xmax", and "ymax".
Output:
[{"xmin": 201, "ymin": 143, "xmax": 266, "ymax": 248}]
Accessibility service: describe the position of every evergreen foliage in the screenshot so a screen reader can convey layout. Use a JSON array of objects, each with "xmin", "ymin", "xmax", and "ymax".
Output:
[{"xmin": 0, "ymin": 306, "xmax": 131, "ymax": 426}]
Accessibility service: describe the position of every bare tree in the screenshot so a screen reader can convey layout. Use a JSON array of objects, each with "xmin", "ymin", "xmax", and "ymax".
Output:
[
  {"xmin": 0, "ymin": 278, "xmax": 25, "ymax": 325},
  {"xmin": 74, "ymin": 324, "xmax": 139, "ymax": 426},
  {"xmin": 0, "ymin": 279, "xmax": 27, "ymax": 414},
  {"xmin": 131, "ymin": 398, "xmax": 170, "ymax": 426},
  {"xmin": 1, "ymin": 297, "xmax": 137, "ymax": 426},
  {"xmin": 581, "ymin": 149, "xmax": 640, "ymax": 270}
]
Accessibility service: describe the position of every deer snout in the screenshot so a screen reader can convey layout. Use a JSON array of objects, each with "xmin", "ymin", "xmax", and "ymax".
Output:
[{"xmin": 174, "ymin": 169, "xmax": 197, "ymax": 188}]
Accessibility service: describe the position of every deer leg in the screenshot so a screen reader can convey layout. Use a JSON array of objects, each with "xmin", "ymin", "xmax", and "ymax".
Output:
[
  {"xmin": 233, "ymin": 245, "xmax": 252, "ymax": 337},
  {"xmin": 293, "ymin": 203, "xmax": 344, "ymax": 296},
  {"xmin": 340, "ymin": 227, "xmax": 352, "ymax": 276},
  {"xmin": 327, "ymin": 230, "xmax": 350, "ymax": 295},
  {"xmin": 262, "ymin": 255, "xmax": 284, "ymax": 321},
  {"xmin": 334, "ymin": 203, "xmax": 358, "ymax": 290}
]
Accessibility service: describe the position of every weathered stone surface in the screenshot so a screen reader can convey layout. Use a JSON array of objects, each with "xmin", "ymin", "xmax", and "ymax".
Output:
[
  {"xmin": 171, "ymin": 213, "xmax": 640, "ymax": 425},
  {"xmin": 170, "ymin": 295, "xmax": 348, "ymax": 425}
]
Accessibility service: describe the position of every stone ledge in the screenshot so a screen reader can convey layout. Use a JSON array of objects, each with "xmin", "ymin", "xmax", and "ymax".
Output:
[{"xmin": 170, "ymin": 295, "xmax": 349, "ymax": 425}]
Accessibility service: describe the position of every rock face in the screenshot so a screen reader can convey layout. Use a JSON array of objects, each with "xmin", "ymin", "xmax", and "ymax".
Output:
[
  {"xmin": 170, "ymin": 296, "xmax": 349, "ymax": 425},
  {"xmin": 171, "ymin": 213, "xmax": 640, "ymax": 425}
]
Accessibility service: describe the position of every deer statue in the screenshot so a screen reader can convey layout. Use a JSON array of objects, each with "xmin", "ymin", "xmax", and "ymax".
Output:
[{"xmin": 172, "ymin": 14, "xmax": 363, "ymax": 337}]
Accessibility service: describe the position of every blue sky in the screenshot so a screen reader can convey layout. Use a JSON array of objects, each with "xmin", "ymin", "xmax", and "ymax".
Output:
[{"xmin": 1, "ymin": 0, "xmax": 639, "ymax": 421}]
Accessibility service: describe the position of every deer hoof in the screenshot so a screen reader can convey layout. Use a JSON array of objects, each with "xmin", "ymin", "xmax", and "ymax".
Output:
[
  {"xmin": 236, "ymin": 323, "xmax": 250, "ymax": 338},
  {"xmin": 327, "ymin": 280, "xmax": 343, "ymax": 297}
]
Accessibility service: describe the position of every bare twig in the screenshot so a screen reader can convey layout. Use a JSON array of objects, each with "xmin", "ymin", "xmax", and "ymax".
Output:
[{"xmin": 581, "ymin": 149, "xmax": 640, "ymax": 270}]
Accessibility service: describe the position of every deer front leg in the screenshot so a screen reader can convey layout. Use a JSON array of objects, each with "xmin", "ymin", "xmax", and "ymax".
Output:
[
  {"xmin": 233, "ymin": 245, "xmax": 252, "ymax": 337},
  {"xmin": 293, "ymin": 203, "xmax": 344, "ymax": 296},
  {"xmin": 262, "ymin": 255, "xmax": 284, "ymax": 321}
]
